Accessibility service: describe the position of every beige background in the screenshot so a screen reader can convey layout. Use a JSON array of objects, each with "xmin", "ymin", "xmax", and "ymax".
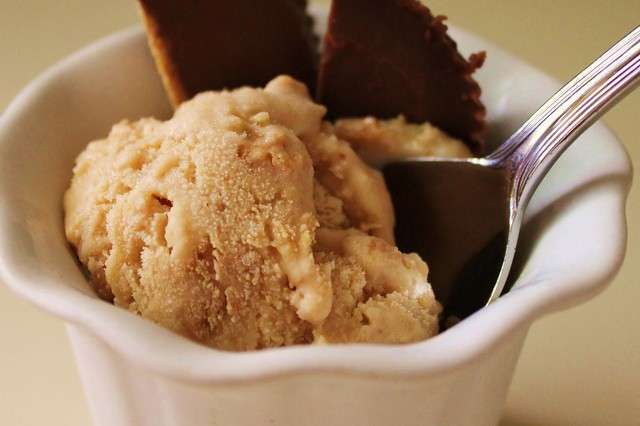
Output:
[{"xmin": 1, "ymin": 1, "xmax": 638, "ymax": 425}]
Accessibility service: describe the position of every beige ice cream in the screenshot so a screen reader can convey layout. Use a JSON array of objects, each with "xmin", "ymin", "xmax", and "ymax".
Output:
[
  {"xmin": 64, "ymin": 76, "xmax": 467, "ymax": 351},
  {"xmin": 334, "ymin": 115, "xmax": 471, "ymax": 166}
]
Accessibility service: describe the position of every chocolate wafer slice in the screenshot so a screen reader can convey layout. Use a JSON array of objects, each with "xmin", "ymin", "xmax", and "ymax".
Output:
[
  {"xmin": 138, "ymin": 0, "xmax": 318, "ymax": 106},
  {"xmin": 317, "ymin": 0, "xmax": 486, "ymax": 154}
]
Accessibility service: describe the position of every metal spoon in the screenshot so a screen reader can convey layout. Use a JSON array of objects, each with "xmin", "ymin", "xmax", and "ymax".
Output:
[{"xmin": 383, "ymin": 26, "xmax": 640, "ymax": 322}]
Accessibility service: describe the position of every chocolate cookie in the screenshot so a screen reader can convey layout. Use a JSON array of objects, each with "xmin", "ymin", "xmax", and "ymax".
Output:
[
  {"xmin": 138, "ymin": 0, "xmax": 319, "ymax": 106},
  {"xmin": 317, "ymin": 0, "xmax": 486, "ymax": 153}
]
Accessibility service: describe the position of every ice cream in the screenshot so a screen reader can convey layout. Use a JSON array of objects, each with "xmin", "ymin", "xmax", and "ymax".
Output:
[
  {"xmin": 334, "ymin": 116, "xmax": 471, "ymax": 166},
  {"xmin": 64, "ymin": 76, "xmax": 467, "ymax": 351}
]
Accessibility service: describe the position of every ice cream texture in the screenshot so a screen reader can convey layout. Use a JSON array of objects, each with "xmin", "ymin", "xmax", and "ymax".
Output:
[{"xmin": 64, "ymin": 76, "xmax": 468, "ymax": 351}]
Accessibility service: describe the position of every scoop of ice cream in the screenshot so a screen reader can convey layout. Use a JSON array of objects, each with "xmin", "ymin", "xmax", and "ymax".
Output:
[
  {"xmin": 334, "ymin": 115, "xmax": 471, "ymax": 166},
  {"xmin": 64, "ymin": 75, "xmax": 446, "ymax": 351}
]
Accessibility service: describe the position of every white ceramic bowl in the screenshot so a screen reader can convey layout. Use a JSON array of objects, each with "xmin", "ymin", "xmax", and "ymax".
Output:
[{"xmin": 0, "ymin": 7, "xmax": 632, "ymax": 426}]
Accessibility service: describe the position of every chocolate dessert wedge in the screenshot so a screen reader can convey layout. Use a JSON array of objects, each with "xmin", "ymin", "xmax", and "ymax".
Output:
[
  {"xmin": 317, "ymin": 0, "xmax": 486, "ymax": 153},
  {"xmin": 138, "ymin": 0, "xmax": 318, "ymax": 106}
]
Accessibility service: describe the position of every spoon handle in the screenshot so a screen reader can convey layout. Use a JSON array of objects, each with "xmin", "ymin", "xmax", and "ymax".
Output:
[{"xmin": 489, "ymin": 26, "xmax": 640, "ymax": 210}]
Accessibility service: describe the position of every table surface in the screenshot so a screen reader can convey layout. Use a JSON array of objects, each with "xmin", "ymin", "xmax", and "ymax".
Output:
[{"xmin": 1, "ymin": 1, "xmax": 638, "ymax": 425}]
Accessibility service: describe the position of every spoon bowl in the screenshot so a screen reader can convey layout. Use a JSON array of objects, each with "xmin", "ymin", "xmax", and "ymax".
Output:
[{"xmin": 385, "ymin": 158, "xmax": 510, "ymax": 320}]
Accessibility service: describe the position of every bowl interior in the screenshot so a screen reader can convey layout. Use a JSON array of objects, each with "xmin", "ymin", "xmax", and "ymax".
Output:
[{"xmin": 0, "ymin": 10, "xmax": 631, "ymax": 380}]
